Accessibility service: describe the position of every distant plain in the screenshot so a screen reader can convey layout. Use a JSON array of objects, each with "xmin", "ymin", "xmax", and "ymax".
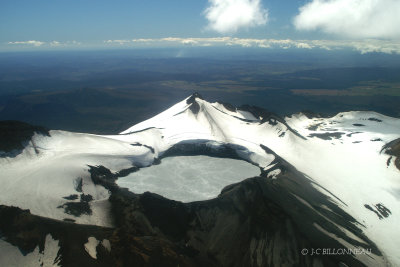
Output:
[{"xmin": 1, "ymin": 48, "xmax": 399, "ymax": 134}]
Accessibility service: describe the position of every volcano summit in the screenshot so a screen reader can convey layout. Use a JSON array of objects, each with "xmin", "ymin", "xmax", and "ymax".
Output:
[{"xmin": 0, "ymin": 94, "xmax": 399, "ymax": 266}]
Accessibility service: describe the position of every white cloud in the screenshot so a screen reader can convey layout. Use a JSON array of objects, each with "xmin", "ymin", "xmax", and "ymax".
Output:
[
  {"xmin": 8, "ymin": 40, "xmax": 45, "ymax": 46},
  {"xmin": 294, "ymin": 0, "xmax": 400, "ymax": 39},
  {"xmin": 348, "ymin": 39, "xmax": 400, "ymax": 54},
  {"xmin": 50, "ymin": 41, "xmax": 61, "ymax": 47},
  {"xmin": 6, "ymin": 40, "xmax": 82, "ymax": 49},
  {"xmin": 204, "ymin": 0, "xmax": 268, "ymax": 34},
  {"xmin": 182, "ymin": 39, "xmax": 198, "ymax": 45},
  {"xmin": 129, "ymin": 37, "xmax": 400, "ymax": 54},
  {"xmin": 295, "ymin": 42, "xmax": 313, "ymax": 49},
  {"xmin": 132, "ymin": 38, "xmax": 156, "ymax": 43},
  {"xmin": 104, "ymin": 39, "xmax": 131, "ymax": 45}
]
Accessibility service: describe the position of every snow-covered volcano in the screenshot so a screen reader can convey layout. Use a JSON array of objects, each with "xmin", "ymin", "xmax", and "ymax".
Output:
[{"xmin": 0, "ymin": 93, "xmax": 399, "ymax": 266}]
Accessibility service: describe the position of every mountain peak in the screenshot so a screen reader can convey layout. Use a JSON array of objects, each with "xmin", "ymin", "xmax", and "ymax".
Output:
[
  {"xmin": 186, "ymin": 93, "xmax": 204, "ymax": 114},
  {"xmin": 186, "ymin": 92, "xmax": 204, "ymax": 105}
]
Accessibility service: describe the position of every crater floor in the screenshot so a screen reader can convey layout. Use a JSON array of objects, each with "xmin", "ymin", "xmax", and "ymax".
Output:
[{"xmin": 117, "ymin": 155, "xmax": 261, "ymax": 202}]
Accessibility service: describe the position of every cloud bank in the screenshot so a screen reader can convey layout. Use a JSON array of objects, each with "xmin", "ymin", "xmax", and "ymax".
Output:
[
  {"xmin": 294, "ymin": 0, "xmax": 400, "ymax": 39},
  {"xmin": 204, "ymin": 0, "xmax": 268, "ymax": 33},
  {"xmin": 104, "ymin": 37, "xmax": 400, "ymax": 54},
  {"xmin": 8, "ymin": 40, "xmax": 45, "ymax": 47},
  {"xmin": 7, "ymin": 40, "xmax": 81, "ymax": 48},
  {"xmin": 6, "ymin": 38, "xmax": 400, "ymax": 54}
]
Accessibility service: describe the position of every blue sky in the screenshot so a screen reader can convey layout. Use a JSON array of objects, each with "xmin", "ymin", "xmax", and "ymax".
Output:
[
  {"xmin": 1, "ymin": 1, "xmax": 205, "ymax": 41},
  {"xmin": 1, "ymin": 0, "xmax": 400, "ymax": 53},
  {"xmin": 1, "ymin": 0, "xmax": 300, "ymax": 40}
]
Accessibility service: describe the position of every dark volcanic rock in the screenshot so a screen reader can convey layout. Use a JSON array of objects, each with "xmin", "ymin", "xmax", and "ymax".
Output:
[
  {"xmin": 74, "ymin": 177, "xmax": 83, "ymax": 192},
  {"xmin": 308, "ymin": 132, "xmax": 345, "ymax": 140},
  {"xmin": 88, "ymin": 164, "xmax": 141, "ymax": 190},
  {"xmin": 239, "ymin": 105, "xmax": 306, "ymax": 140},
  {"xmin": 186, "ymin": 93, "xmax": 204, "ymax": 104},
  {"xmin": 115, "ymin": 166, "xmax": 140, "ymax": 177},
  {"xmin": 189, "ymin": 101, "xmax": 201, "ymax": 114},
  {"xmin": 307, "ymin": 123, "xmax": 322, "ymax": 131},
  {"xmin": 375, "ymin": 203, "xmax": 391, "ymax": 218},
  {"xmin": 300, "ymin": 110, "xmax": 327, "ymax": 119},
  {"xmin": 368, "ymin": 118, "xmax": 382, "ymax": 122},
  {"xmin": 347, "ymin": 131, "xmax": 362, "ymax": 137},
  {"xmin": 63, "ymin": 194, "xmax": 79, "ymax": 200},
  {"xmin": 0, "ymin": 205, "xmax": 113, "ymax": 267},
  {"xmin": 218, "ymin": 102, "xmax": 236, "ymax": 112},
  {"xmin": 58, "ymin": 201, "xmax": 92, "ymax": 216},
  {"xmin": 58, "ymin": 193, "xmax": 95, "ymax": 217},
  {"xmin": 381, "ymin": 138, "xmax": 400, "ymax": 171},
  {"xmin": 161, "ymin": 140, "xmax": 244, "ymax": 160},
  {"xmin": 364, "ymin": 203, "xmax": 392, "ymax": 220},
  {"xmin": 187, "ymin": 93, "xmax": 203, "ymax": 115},
  {"xmin": 0, "ymin": 120, "xmax": 49, "ymax": 156}
]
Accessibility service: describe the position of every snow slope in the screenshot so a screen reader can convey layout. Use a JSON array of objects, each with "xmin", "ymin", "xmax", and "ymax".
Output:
[
  {"xmin": 0, "ymin": 234, "xmax": 60, "ymax": 267},
  {"xmin": 0, "ymin": 131, "xmax": 155, "ymax": 226},
  {"xmin": 1, "ymin": 94, "xmax": 400, "ymax": 265}
]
